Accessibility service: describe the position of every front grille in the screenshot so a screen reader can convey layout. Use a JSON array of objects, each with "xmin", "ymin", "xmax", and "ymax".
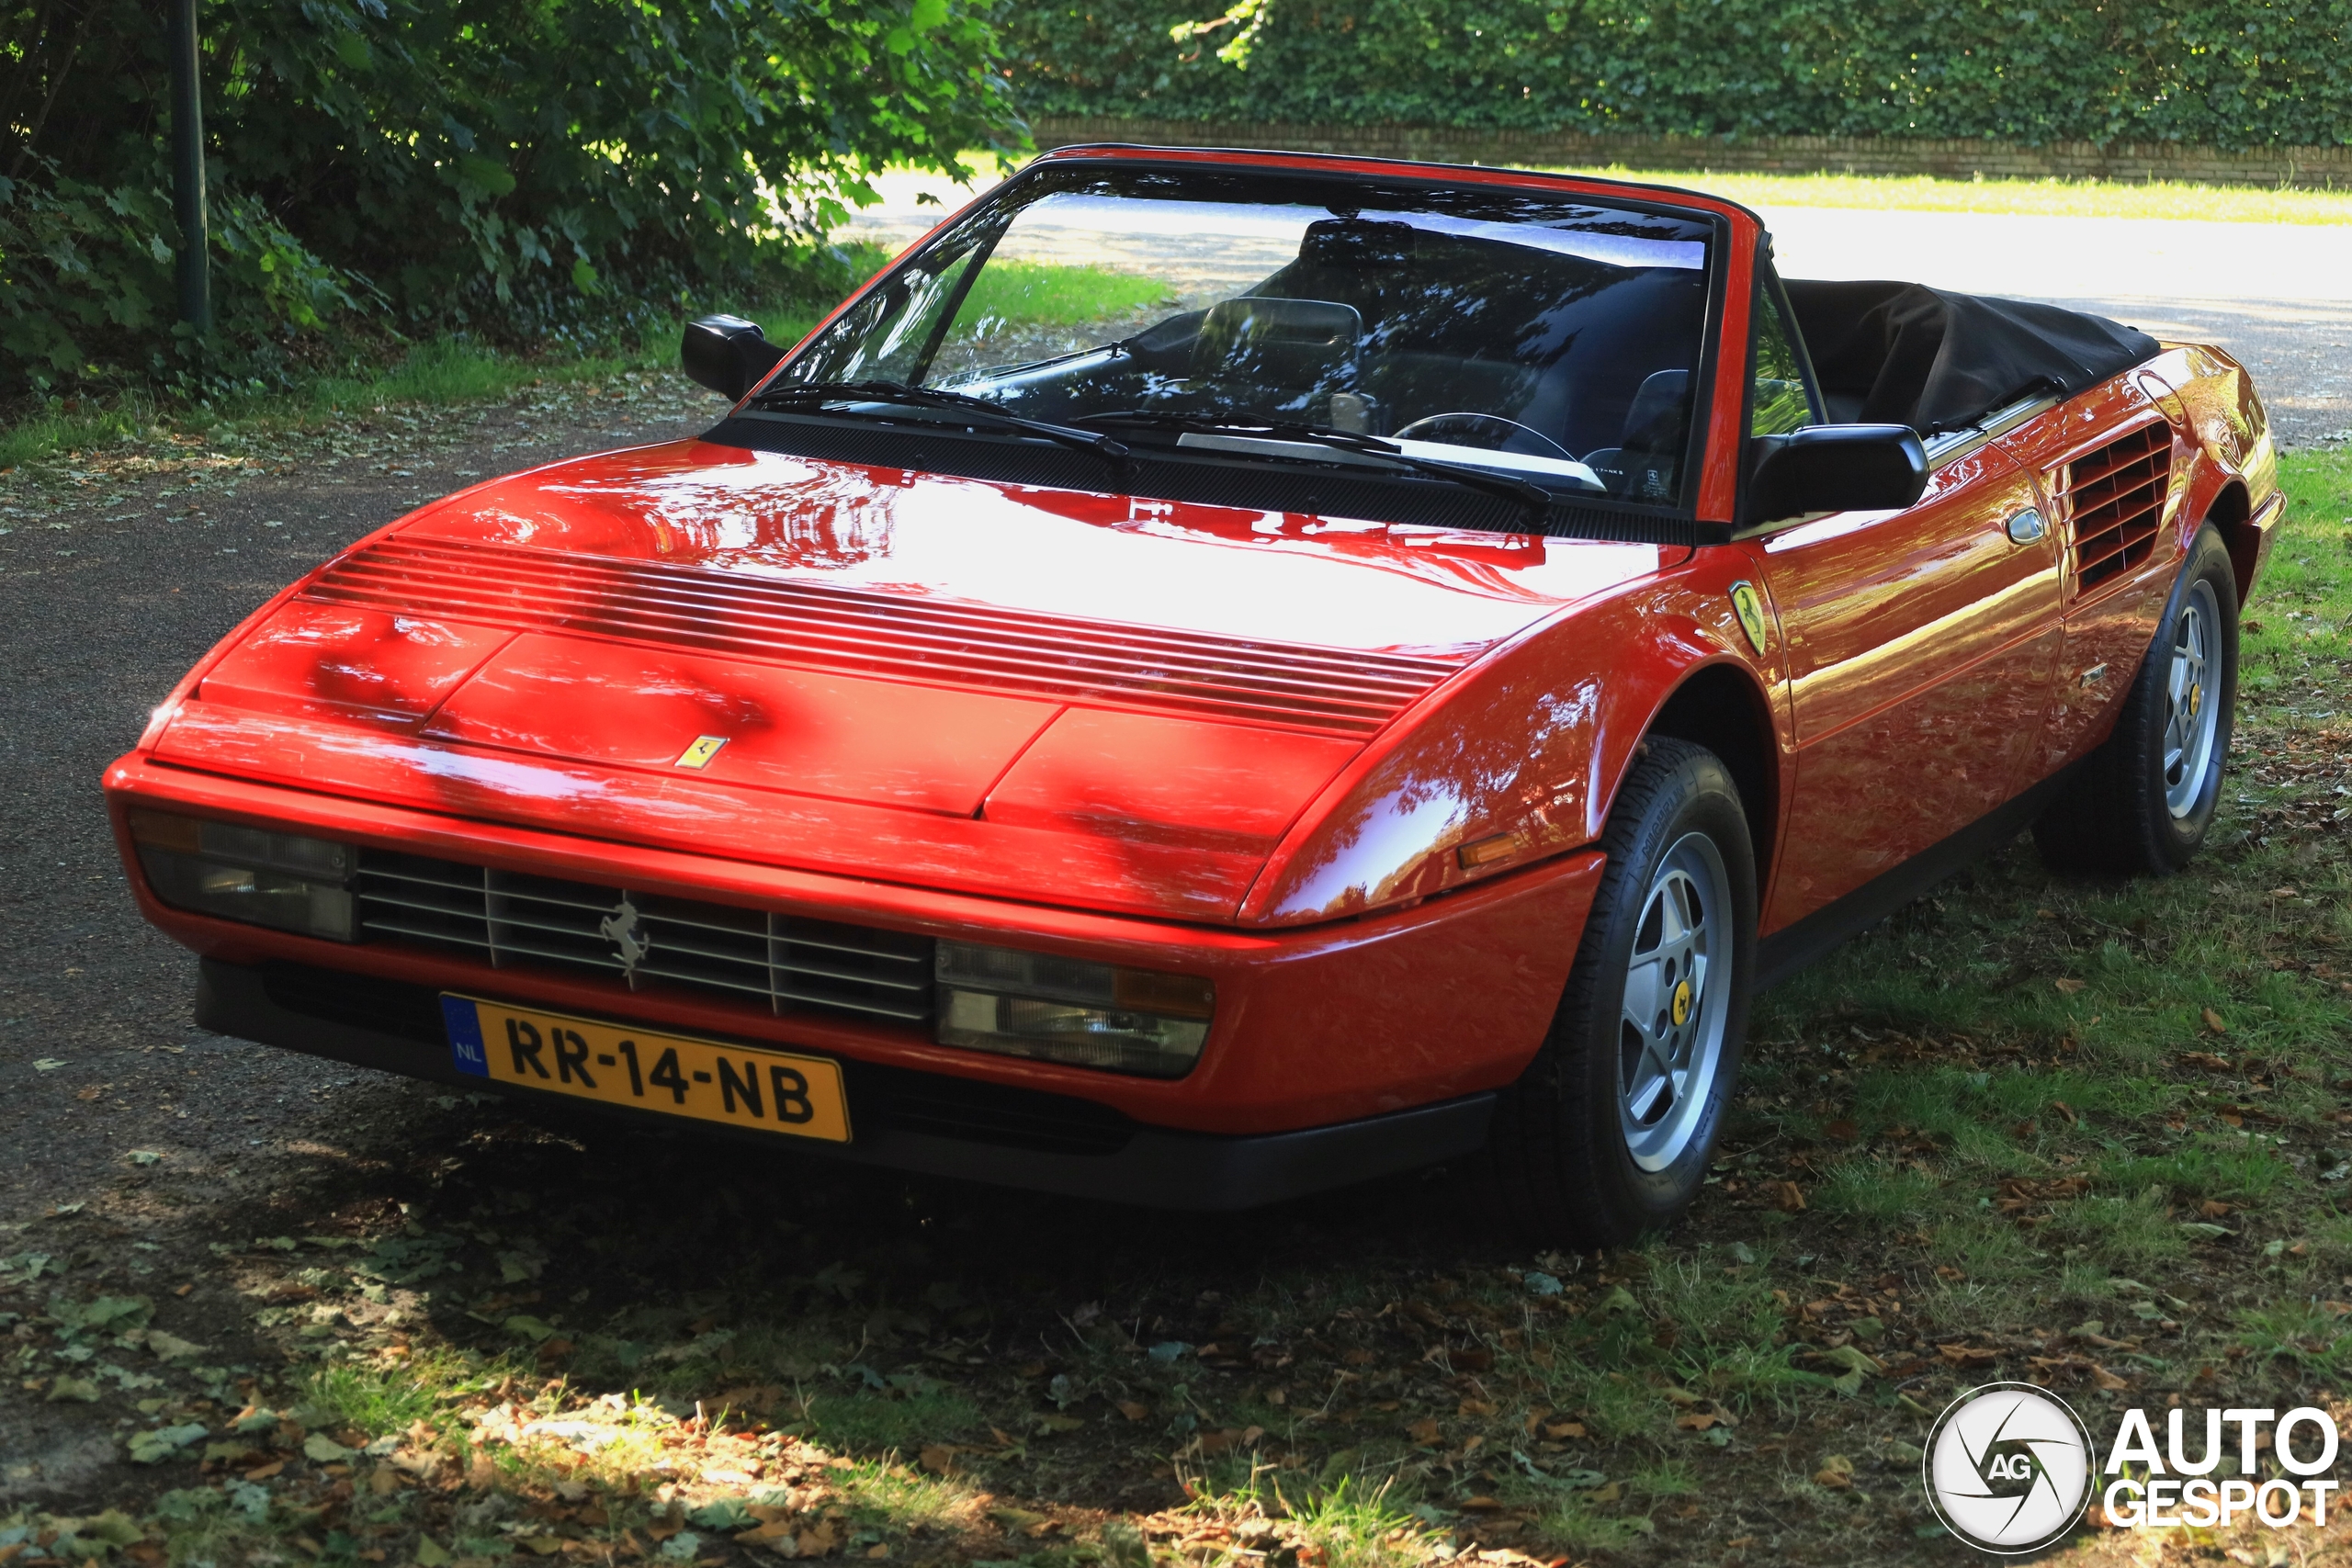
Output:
[
  {"xmin": 354, "ymin": 849, "xmax": 934, "ymax": 1026},
  {"xmin": 2051, "ymin": 420, "xmax": 2170, "ymax": 592}
]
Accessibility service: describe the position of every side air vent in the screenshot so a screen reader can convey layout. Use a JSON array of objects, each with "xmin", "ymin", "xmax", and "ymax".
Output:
[
  {"xmin": 2048, "ymin": 421, "xmax": 2170, "ymax": 593},
  {"xmin": 354, "ymin": 849, "xmax": 934, "ymax": 1026}
]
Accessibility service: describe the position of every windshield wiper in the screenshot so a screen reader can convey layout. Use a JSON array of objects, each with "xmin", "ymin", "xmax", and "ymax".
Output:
[
  {"xmin": 752, "ymin": 379, "xmax": 1129, "ymax": 464},
  {"xmin": 1073, "ymin": 413, "xmax": 1552, "ymax": 517}
]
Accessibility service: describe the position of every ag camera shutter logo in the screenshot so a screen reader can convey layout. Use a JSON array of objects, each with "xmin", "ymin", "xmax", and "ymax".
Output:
[{"xmin": 1924, "ymin": 1382, "xmax": 2095, "ymax": 1552}]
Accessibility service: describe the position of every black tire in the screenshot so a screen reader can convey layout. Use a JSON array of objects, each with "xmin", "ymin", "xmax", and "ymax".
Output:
[
  {"xmin": 1487, "ymin": 737, "xmax": 1758, "ymax": 1248},
  {"xmin": 2034, "ymin": 525, "xmax": 2239, "ymax": 877}
]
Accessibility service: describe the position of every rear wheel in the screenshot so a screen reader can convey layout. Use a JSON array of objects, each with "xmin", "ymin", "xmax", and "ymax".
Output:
[
  {"xmin": 2034, "ymin": 525, "xmax": 2239, "ymax": 876},
  {"xmin": 1488, "ymin": 737, "xmax": 1757, "ymax": 1247}
]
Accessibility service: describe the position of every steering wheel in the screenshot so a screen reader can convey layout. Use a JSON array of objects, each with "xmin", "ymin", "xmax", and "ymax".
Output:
[{"xmin": 1393, "ymin": 412, "xmax": 1577, "ymax": 463}]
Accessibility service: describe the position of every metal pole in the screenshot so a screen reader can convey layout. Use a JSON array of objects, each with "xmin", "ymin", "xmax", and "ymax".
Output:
[{"xmin": 168, "ymin": 0, "xmax": 209, "ymax": 333}]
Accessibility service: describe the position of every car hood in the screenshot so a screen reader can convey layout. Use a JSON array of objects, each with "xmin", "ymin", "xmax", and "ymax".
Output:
[{"xmin": 158, "ymin": 439, "xmax": 1677, "ymax": 920}]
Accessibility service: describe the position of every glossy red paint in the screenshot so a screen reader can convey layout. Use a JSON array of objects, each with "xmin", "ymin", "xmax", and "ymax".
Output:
[
  {"xmin": 104, "ymin": 147, "xmax": 2284, "ymax": 1179},
  {"xmin": 106, "ymin": 752, "xmax": 1600, "ymax": 1133},
  {"xmin": 1756, "ymin": 444, "xmax": 2060, "ymax": 929}
]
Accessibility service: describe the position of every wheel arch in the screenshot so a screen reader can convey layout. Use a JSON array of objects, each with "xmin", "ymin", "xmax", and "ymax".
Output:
[
  {"xmin": 2199, "ymin": 478, "xmax": 2257, "ymax": 607},
  {"xmin": 1638, "ymin": 661, "xmax": 1780, "ymax": 897}
]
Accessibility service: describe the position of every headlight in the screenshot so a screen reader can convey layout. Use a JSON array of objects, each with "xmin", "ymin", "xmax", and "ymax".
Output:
[
  {"xmin": 935, "ymin": 942, "xmax": 1213, "ymax": 1078},
  {"xmin": 128, "ymin": 809, "xmax": 357, "ymax": 942}
]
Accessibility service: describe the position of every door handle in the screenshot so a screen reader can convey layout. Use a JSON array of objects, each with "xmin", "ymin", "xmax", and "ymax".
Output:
[{"xmin": 2006, "ymin": 508, "xmax": 2048, "ymax": 545}]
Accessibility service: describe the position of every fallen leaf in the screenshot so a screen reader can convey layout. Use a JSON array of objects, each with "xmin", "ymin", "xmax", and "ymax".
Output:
[
  {"xmin": 917, "ymin": 1445, "xmax": 960, "ymax": 1475},
  {"xmin": 2054, "ymin": 978, "xmax": 2086, "ymax": 995},
  {"xmin": 1768, "ymin": 1180, "xmax": 1805, "ymax": 1212},
  {"xmin": 2092, "ymin": 1365, "xmax": 2131, "ymax": 1391},
  {"xmin": 128, "ymin": 1423, "xmax": 209, "ymax": 1463},
  {"xmin": 1540, "ymin": 1420, "xmax": 1586, "ymax": 1440},
  {"xmin": 127, "ymin": 1149, "xmax": 164, "ymax": 1165},
  {"xmin": 2179, "ymin": 1052, "xmax": 2231, "ymax": 1072},
  {"xmin": 1589, "ymin": 1482, "xmax": 1623, "ymax": 1504},
  {"xmin": 2202, "ymin": 1008, "xmax": 2228, "ymax": 1034},
  {"xmin": 46, "ymin": 1376, "xmax": 103, "ymax": 1403},
  {"xmin": 243, "ymin": 1461, "xmax": 286, "ymax": 1481},
  {"xmin": 2049, "ymin": 1100, "xmax": 2077, "ymax": 1125},
  {"xmin": 1824, "ymin": 1120, "xmax": 1857, "ymax": 1141},
  {"xmin": 146, "ymin": 1330, "xmax": 206, "ymax": 1361},
  {"xmin": 1115, "ymin": 1400, "xmax": 1150, "ymax": 1422},
  {"xmin": 1675, "ymin": 1412, "xmax": 1721, "ymax": 1431},
  {"xmin": 1813, "ymin": 1454, "xmax": 1855, "ymax": 1489},
  {"xmin": 34, "ymin": 1058, "xmax": 67, "ymax": 1071},
  {"xmin": 1406, "ymin": 1418, "xmax": 1442, "ymax": 1445},
  {"xmin": 79, "ymin": 1086, "xmax": 105, "ymax": 1102},
  {"xmin": 1816, "ymin": 1345, "xmax": 1883, "ymax": 1378},
  {"xmin": 304, "ymin": 1433, "xmax": 355, "ymax": 1462},
  {"xmin": 2200, "ymin": 1200, "xmax": 2233, "ymax": 1218}
]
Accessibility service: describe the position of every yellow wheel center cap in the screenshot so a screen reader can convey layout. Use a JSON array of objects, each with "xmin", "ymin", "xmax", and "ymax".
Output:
[
  {"xmin": 2189, "ymin": 682, "xmax": 2202, "ymax": 716},
  {"xmin": 1671, "ymin": 979, "xmax": 1693, "ymax": 1028}
]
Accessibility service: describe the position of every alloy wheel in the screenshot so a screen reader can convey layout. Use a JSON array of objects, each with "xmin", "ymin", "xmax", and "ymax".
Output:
[
  {"xmin": 2164, "ymin": 579, "xmax": 2222, "ymax": 818},
  {"xmin": 1617, "ymin": 831, "xmax": 1736, "ymax": 1171}
]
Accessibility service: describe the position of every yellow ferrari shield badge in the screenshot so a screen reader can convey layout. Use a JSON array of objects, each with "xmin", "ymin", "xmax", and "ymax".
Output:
[
  {"xmin": 673, "ymin": 736, "xmax": 729, "ymax": 770},
  {"xmin": 1728, "ymin": 581, "xmax": 1770, "ymax": 655}
]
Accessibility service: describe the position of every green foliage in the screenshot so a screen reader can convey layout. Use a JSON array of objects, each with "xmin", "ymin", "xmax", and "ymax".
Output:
[
  {"xmin": 1007, "ymin": 0, "xmax": 2352, "ymax": 150},
  {"xmin": 0, "ymin": 0, "xmax": 1025, "ymax": 395}
]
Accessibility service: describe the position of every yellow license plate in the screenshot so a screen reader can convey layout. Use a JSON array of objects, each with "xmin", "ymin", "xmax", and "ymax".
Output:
[{"xmin": 440, "ymin": 995, "xmax": 850, "ymax": 1142}]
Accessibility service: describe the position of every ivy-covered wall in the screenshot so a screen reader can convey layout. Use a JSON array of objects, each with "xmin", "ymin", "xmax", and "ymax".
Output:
[{"xmin": 1006, "ymin": 0, "xmax": 2352, "ymax": 150}]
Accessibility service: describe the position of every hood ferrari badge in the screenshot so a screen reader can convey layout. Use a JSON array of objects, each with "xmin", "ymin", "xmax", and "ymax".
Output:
[
  {"xmin": 1727, "ymin": 581, "xmax": 1770, "ymax": 655},
  {"xmin": 674, "ymin": 736, "xmax": 729, "ymax": 770}
]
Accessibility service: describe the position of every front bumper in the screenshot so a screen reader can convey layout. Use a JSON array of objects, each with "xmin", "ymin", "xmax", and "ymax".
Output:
[
  {"xmin": 109, "ymin": 753, "xmax": 1603, "ymax": 1134},
  {"xmin": 199, "ymin": 957, "xmax": 1498, "ymax": 1210}
]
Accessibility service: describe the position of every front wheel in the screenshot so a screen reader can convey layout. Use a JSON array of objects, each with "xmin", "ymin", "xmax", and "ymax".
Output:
[
  {"xmin": 2034, "ymin": 525, "xmax": 2239, "ymax": 876},
  {"xmin": 1487, "ymin": 737, "xmax": 1757, "ymax": 1248}
]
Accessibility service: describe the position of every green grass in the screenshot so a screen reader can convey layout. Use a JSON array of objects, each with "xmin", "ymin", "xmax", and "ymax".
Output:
[
  {"xmin": 958, "ymin": 260, "xmax": 1180, "ymax": 329},
  {"xmin": 1536, "ymin": 165, "xmax": 2352, "ymax": 224}
]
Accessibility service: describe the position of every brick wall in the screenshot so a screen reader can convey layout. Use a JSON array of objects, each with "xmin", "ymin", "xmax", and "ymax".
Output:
[{"xmin": 1031, "ymin": 118, "xmax": 2352, "ymax": 189}]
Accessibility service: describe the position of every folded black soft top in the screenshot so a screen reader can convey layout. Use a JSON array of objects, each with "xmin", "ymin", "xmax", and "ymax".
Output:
[{"xmin": 1785, "ymin": 280, "xmax": 2161, "ymax": 435}]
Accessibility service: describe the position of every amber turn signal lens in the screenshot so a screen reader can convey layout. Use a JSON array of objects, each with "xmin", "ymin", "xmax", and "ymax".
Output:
[
  {"xmin": 1457, "ymin": 832, "xmax": 1523, "ymax": 870},
  {"xmin": 1113, "ymin": 967, "xmax": 1216, "ymax": 1019},
  {"xmin": 127, "ymin": 808, "xmax": 203, "ymax": 852}
]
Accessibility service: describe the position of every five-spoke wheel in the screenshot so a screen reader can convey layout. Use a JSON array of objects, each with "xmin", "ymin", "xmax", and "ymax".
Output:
[{"xmin": 1617, "ymin": 834, "xmax": 1735, "ymax": 1172}]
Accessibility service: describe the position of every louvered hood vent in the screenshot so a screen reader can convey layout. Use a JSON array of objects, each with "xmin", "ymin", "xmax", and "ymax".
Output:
[
  {"xmin": 305, "ymin": 537, "xmax": 1466, "ymax": 739},
  {"xmin": 2050, "ymin": 421, "xmax": 2171, "ymax": 592}
]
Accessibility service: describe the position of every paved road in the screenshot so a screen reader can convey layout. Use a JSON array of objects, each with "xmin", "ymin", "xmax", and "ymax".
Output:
[{"xmin": 845, "ymin": 172, "xmax": 2352, "ymax": 446}]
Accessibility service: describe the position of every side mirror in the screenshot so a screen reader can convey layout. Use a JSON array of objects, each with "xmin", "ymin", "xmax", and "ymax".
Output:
[
  {"xmin": 682, "ymin": 314, "xmax": 787, "ymax": 400},
  {"xmin": 1747, "ymin": 424, "xmax": 1928, "ymax": 525}
]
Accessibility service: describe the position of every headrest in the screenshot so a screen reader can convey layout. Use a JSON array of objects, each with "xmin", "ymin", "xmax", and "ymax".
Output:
[
  {"xmin": 1298, "ymin": 219, "xmax": 1419, "ymax": 269},
  {"xmin": 1623, "ymin": 368, "xmax": 1690, "ymax": 450},
  {"xmin": 1193, "ymin": 298, "xmax": 1364, "ymax": 387}
]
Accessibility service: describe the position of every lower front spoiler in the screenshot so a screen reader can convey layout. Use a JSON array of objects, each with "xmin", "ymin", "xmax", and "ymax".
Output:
[{"xmin": 196, "ymin": 958, "xmax": 1497, "ymax": 1212}]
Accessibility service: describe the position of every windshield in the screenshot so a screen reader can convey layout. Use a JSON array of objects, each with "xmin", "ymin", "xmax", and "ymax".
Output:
[{"xmin": 775, "ymin": 164, "xmax": 1717, "ymax": 507}]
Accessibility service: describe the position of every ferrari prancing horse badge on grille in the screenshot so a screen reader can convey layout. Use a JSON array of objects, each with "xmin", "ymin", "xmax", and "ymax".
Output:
[{"xmin": 1728, "ymin": 581, "xmax": 1769, "ymax": 655}]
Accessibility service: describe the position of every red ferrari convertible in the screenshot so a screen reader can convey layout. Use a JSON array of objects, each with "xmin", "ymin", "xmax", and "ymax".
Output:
[{"xmin": 106, "ymin": 147, "xmax": 2280, "ymax": 1244}]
